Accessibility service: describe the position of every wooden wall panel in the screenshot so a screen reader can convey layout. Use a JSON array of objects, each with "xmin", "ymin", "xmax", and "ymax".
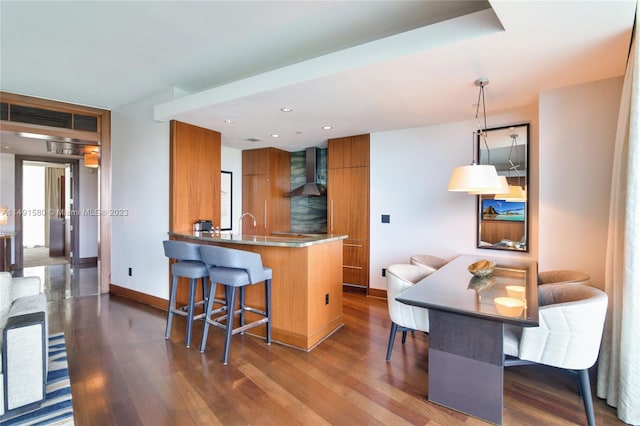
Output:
[
  {"xmin": 480, "ymin": 220, "xmax": 525, "ymax": 244},
  {"xmin": 241, "ymin": 147, "xmax": 290, "ymax": 235},
  {"xmin": 169, "ymin": 120, "xmax": 221, "ymax": 306},
  {"xmin": 327, "ymin": 134, "xmax": 370, "ymax": 169},
  {"xmin": 170, "ymin": 120, "xmax": 221, "ymax": 232},
  {"xmin": 327, "ymin": 134, "xmax": 370, "ymax": 289}
]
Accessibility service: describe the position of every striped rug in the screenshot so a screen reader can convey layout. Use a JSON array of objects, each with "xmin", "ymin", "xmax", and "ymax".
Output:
[{"xmin": 1, "ymin": 333, "xmax": 74, "ymax": 425}]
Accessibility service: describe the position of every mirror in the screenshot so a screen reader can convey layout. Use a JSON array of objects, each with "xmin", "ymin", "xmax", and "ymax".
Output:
[{"xmin": 477, "ymin": 123, "xmax": 529, "ymax": 252}]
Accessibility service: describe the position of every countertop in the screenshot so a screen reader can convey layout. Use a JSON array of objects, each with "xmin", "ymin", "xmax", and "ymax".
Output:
[{"xmin": 169, "ymin": 230, "xmax": 347, "ymax": 248}]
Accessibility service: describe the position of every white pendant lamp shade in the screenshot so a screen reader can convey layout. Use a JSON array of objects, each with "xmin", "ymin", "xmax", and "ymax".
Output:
[
  {"xmin": 495, "ymin": 184, "xmax": 526, "ymax": 201},
  {"xmin": 448, "ymin": 78, "xmax": 504, "ymax": 195},
  {"xmin": 468, "ymin": 175, "xmax": 509, "ymax": 195},
  {"xmin": 448, "ymin": 164, "xmax": 502, "ymax": 192},
  {"xmin": 84, "ymin": 151, "xmax": 99, "ymax": 168}
]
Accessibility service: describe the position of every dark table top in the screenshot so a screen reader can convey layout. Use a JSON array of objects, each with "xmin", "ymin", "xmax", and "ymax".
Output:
[{"xmin": 396, "ymin": 254, "xmax": 539, "ymax": 326}]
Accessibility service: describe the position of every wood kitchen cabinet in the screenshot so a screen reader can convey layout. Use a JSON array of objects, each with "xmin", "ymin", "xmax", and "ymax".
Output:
[
  {"xmin": 242, "ymin": 148, "xmax": 291, "ymax": 235},
  {"xmin": 169, "ymin": 120, "xmax": 221, "ymax": 305},
  {"xmin": 328, "ymin": 134, "xmax": 370, "ymax": 289}
]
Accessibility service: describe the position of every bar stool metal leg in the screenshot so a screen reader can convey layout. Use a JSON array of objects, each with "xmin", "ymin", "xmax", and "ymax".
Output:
[
  {"xmin": 223, "ymin": 285, "xmax": 237, "ymax": 365},
  {"xmin": 185, "ymin": 278, "xmax": 198, "ymax": 348},
  {"xmin": 165, "ymin": 274, "xmax": 179, "ymax": 339},
  {"xmin": 265, "ymin": 278, "xmax": 272, "ymax": 344},
  {"xmin": 239, "ymin": 286, "xmax": 246, "ymax": 333},
  {"xmin": 200, "ymin": 279, "xmax": 218, "ymax": 353}
]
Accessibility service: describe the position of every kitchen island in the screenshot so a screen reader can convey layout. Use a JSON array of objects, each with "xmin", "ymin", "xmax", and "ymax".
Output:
[{"xmin": 169, "ymin": 231, "xmax": 347, "ymax": 350}]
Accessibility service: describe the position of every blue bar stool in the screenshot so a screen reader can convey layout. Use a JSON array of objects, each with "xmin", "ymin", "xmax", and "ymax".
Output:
[
  {"xmin": 198, "ymin": 245, "xmax": 272, "ymax": 365},
  {"xmin": 163, "ymin": 240, "xmax": 210, "ymax": 348}
]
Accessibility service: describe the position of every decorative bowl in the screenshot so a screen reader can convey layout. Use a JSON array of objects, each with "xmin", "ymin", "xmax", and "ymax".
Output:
[
  {"xmin": 467, "ymin": 259, "xmax": 496, "ymax": 277},
  {"xmin": 506, "ymin": 285, "xmax": 526, "ymax": 300},
  {"xmin": 468, "ymin": 275, "xmax": 496, "ymax": 293},
  {"xmin": 494, "ymin": 297, "xmax": 525, "ymax": 317}
]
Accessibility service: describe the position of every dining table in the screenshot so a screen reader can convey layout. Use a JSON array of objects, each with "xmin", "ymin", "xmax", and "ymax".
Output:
[{"xmin": 396, "ymin": 254, "xmax": 539, "ymax": 425}]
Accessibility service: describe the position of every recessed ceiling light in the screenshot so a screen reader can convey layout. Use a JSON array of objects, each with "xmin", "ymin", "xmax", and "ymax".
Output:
[
  {"xmin": 322, "ymin": 125, "xmax": 333, "ymax": 130},
  {"xmin": 280, "ymin": 107, "xmax": 293, "ymax": 112},
  {"xmin": 224, "ymin": 119, "xmax": 234, "ymax": 124},
  {"xmin": 271, "ymin": 134, "xmax": 280, "ymax": 138}
]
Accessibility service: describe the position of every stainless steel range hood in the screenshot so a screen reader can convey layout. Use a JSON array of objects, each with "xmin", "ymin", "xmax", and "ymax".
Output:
[{"xmin": 286, "ymin": 147, "xmax": 326, "ymax": 197}]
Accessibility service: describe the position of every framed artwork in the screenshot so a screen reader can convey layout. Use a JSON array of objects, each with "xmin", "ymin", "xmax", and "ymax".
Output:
[
  {"xmin": 481, "ymin": 199, "xmax": 525, "ymax": 222},
  {"xmin": 221, "ymin": 171, "xmax": 232, "ymax": 230},
  {"xmin": 476, "ymin": 123, "xmax": 530, "ymax": 251}
]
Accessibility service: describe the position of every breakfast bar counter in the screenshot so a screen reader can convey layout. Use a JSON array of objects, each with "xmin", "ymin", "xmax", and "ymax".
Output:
[{"xmin": 169, "ymin": 231, "xmax": 347, "ymax": 350}]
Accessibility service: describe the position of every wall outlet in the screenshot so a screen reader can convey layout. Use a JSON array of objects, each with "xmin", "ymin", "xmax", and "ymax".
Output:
[
  {"xmin": 128, "ymin": 267, "xmax": 132, "ymax": 277},
  {"xmin": 325, "ymin": 293, "xmax": 329, "ymax": 305},
  {"xmin": 381, "ymin": 214, "xmax": 390, "ymax": 223},
  {"xmin": 382, "ymin": 268, "xmax": 386, "ymax": 277}
]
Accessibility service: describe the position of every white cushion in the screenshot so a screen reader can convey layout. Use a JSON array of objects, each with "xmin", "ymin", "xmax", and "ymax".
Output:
[
  {"xmin": 386, "ymin": 264, "xmax": 431, "ymax": 332},
  {"xmin": 503, "ymin": 325, "xmax": 522, "ymax": 357},
  {"xmin": 11, "ymin": 276, "xmax": 44, "ymax": 300},
  {"xmin": 518, "ymin": 283, "xmax": 607, "ymax": 370},
  {"xmin": 0, "ymin": 272, "xmax": 12, "ymax": 325}
]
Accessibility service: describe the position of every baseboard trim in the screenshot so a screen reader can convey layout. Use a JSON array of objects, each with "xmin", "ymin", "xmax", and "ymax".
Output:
[
  {"xmin": 367, "ymin": 287, "xmax": 387, "ymax": 299},
  {"xmin": 108, "ymin": 283, "xmax": 386, "ymax": 315},
  {"xmin": 109, "ymin": 283, "xmax": 168, "ymax": 311}
]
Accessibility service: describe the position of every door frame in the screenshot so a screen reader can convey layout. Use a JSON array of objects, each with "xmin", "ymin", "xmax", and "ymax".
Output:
[
  {"xmin": 0, "ymin": 92, "xmax": 111, "ymax": 293},
  {"xmin": 15, "ymin": 156, "xmax": 80, "ymax": 268}
]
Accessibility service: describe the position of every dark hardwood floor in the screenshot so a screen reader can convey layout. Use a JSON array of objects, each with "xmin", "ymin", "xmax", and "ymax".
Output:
[{"xmin": 46, "ymin": 286, "xmax": 624, "ymax": 426}]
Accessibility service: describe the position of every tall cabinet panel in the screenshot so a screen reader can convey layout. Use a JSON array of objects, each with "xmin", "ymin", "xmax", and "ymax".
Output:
[
  {"xmin": 328, "ymin": 134, "xmax": 370, "ymax": 289},
  {"xmin": 170, "ymin": 119, "xmax": 221, "ymax": 231},
  {"xmin": 242, "ymin": 148, "xmax": 291, "ymax": 235},
  {"xmin": 169, "ymin": 120, "xmax": 221, "ymax": 304}
]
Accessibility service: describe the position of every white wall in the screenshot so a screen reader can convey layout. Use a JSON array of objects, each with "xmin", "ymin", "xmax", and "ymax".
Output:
[
  {"xmin": 22, "ymin": 165, "xmax": 45, "ymax": 247},
  {"xmin": 369, "ymin": 77, "xmax": 622, "ymax": 292},
  {"xmin": 110, "ymin": 92, "xmax": 244, "ymax": 299},
  {"xmin": 0, "ymin": 153, "xmax": 16, "ymax": 234},
  {"xmin": 539, "ymin": 77, "xmax": 623, "ymax": 287},
  {"xmin": 111, "ymin": 91, "xmax": 172, "ymax": 298},
  {"xmin": 221, "ymin": 145, "xmax": 243, "ymax": 234},
  {"xmin": 107, "ymin": 77, "xmax": 621, "ymax": 297},
  {"xmin": 369, "ymin": 107, "xmax": 537, "ymax": 291},
  {"xmin": 0, "ymin": 153, "xmax": 16, "ymax": 262},
  {"xmin": 78, "ymin": 161, "xmax": 98, "ymax": 258}
]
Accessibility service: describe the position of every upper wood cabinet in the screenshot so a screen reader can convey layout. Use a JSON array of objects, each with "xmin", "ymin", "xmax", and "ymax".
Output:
[
  {"xmin": 170, "ymin": 120, "xmax": 221, "ymax": 232},
  {"xmin": 327, "ymin": 167, "xmax": 369, "ymax": 239},
  {"xmin": 327, "ymin": 134, "xmax": 370, "ymax": 289},
  {"xmin": 242, "ymin": 147, "xmax": 291, "ymax": 235},
  {"xmin": 328, "ymin": 134, "xmax": 370, "ymax": 169}
]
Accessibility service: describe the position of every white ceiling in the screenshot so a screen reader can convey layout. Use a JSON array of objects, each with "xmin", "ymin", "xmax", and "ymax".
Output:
[{"xmin": 0, "ymin": 0, "xmax": 636, "ymax": 155}]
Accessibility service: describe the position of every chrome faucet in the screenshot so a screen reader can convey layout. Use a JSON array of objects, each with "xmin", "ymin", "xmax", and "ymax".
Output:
[{"xmin": 238, "ymin": 212, "xmax": 257, "ymax": 232}]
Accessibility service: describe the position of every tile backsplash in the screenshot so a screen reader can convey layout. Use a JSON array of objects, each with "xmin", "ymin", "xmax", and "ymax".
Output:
[{"xmin": 290, "ymin": 148, "xmax": 327, "ymax": 233}]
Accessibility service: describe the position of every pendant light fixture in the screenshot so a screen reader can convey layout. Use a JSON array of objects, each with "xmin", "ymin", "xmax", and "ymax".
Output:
[
  {"xmin": 84, "ymin": 150, "xmax": 99, "ymax": 168},
  {"xmin": 448, "ymin": 79, "xmax": 501, "ymax": 193},
  {"xmin": 494, "ymin": 133, "xmax": 526, "ymax": 201}
]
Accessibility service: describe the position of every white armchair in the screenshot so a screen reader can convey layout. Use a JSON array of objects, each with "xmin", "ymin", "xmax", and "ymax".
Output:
[
  {"xmin": 385, "ymin": 264, "xmax": 431, "ymax": 362},
  {"xmin": 409, "ymin": 255, "xmax": 448, "ymax": 275},
  {"xmin": 503, "ymin": 283, "xmax": 607, "ymax": 426},
  {"xmin": 538, "ymin": 269, "xmax": 590, "ymax": 285},
  {"xmin": 0, "ymin": 272, "xmax": 48, "ymax": 418}
]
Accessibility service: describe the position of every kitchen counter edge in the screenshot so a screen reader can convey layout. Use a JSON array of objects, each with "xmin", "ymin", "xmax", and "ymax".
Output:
[{"xmin": 169, "ymin": 231, "xmax": 347, "ymax": 248}]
